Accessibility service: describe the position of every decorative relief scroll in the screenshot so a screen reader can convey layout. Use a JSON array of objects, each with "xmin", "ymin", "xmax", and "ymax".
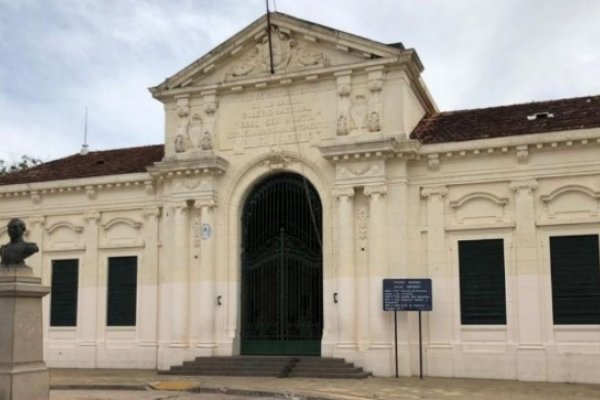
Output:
[
  {"xmin": 225, "ymin": 25, "xmax": 330, "ymax": 80},
  {"xmin": 335, "ymin": 160, "xmax": 386, "ymax": 186},
  {"xmin": 218, "ymin": 81, "xmax": 335, "ymax": 149}
]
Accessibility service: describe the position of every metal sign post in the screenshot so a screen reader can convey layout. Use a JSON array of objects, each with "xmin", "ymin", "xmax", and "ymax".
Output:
[
  {"xmin": 383, "ymin": 279, "xmax": 432, "ymax": 379},
  {"xmin": 394, "ymin": 311, "xmax": 398, "ymax": 378}
]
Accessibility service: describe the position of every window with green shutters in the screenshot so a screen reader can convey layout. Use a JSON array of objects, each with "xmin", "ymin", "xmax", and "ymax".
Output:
[
  {"xmin": 50, "ymin": 259, "xmax": 79, "ymax": 327},
  {"xmin": 458, "ymin": 239, "xmax": 507, "ymax": 325},
  {"xmin": 107, "ymin": 256, "xmax": 138, "ymax": 326},
  {"xmin": 550, "ymin": 235, "xmax": 600, "ymax": 325}
]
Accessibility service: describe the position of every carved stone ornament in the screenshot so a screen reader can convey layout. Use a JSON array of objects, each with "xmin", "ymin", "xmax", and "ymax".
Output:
[
  {"xmin": 200, "ymin": 131, "xmax": 213, "ymax": 150},
  {"xmin": 421, "ymin": 186, "xmax": 448, "ymax": 198},
  {"xmin": 367, "ymin": 111, "xmax": 381, "ymax": 132},
  {"xmin": 336, "ymin": 114, "xmax": 349, "ymax": 136},
  {"xmin": 349, "ymin": 94, "xmax": 368, "ymax": 130},
  {"xmin": 176, "ymin": 113, "xmax": 206, "ymax": 153},
  {"xmin": 509, "ymin": 179, "xmax": 538, "ymax": 193},
  {"xmin": 174, "ymin": 134, "xmax": 187, "ymax": 153},
  {"xmin": 427, "ymin": 154, "xmax": 440, "ymax": 171},
  {"xmin": 338, "ymin": 163, "xmax": 381, "ymax": 179},
  {"xmin": 192, "ymin": 217, "xmax": 202, "ymax": 248},
  {"xmin": 261, "ymin": 147, "xmax": 296, "ymax": 170},
  {"xmin": 364, "ymin": 184, "xmax": 388, "ymax": 198},
  {"xmin": 226, "ymin": 25, "xmax": 330, "ymax": 79},
  {"xmin": 332, "ymin": 187, "xmax": 355, "ymax": 199},
  {"xmin": 177, "ymin": 104, "xmax": 190, "ymax": 118},
  {"xmin": 188, "ymin": 114, "xmax": 203, "ymax": 147},
  {"xmin": 357, "ymin": 206, "xmax": 369, "ymax": 240},
  {"xmin": 260, "ymin": 26, "xmax": 294, "ymax": 69},
  {"xmin": 294, "ymin": 47, "xmax": 330, "ymax": 68}
]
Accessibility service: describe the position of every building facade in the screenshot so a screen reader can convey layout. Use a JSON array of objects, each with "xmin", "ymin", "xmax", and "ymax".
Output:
[{"xmin": 2, "ymin": 13, "xmax": 600, "ymax": 383}]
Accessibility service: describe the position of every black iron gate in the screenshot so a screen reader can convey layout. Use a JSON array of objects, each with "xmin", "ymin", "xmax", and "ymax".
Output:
[{"xmin": 241, "ymin": 173, "xmax": 323, "ymax": 355}]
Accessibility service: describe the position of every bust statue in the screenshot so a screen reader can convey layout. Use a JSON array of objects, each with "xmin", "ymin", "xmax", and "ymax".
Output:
[{"xmin": 0, "ymin": 218, "xmax": 39, "ymax": 266}]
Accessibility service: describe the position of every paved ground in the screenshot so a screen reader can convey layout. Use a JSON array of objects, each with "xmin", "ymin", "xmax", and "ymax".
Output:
[
  {"xmin": 50, "ymin": 369, "xmax": 600, "ymax": 400},
  {"xmin": 51, "ymin": 390, "xmax": 278, "ymax": 400}
]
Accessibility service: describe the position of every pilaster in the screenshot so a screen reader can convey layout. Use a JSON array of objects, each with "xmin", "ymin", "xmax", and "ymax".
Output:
[
  {"xmin": 509, "ymin": 179, "xmax": 546, "ymax": 381},
  {"xmin": 139, "ymin": 208, "xmax": 160, "ymax": 365},
  {"xmin": 364, "ymin": 183, "xmax": 391, "ymax": 374},
  {"xmin": 81, "ymin": 212, "xmax": 100, "ymax": 368},
  {"xmin": 27, "ymin": 217, "xmax": 45, "ymax": 277},
  {"xmin": 170, "ymin": 201, "xmax": 190, "ymax": 349},
  {"xmin": 421, "ymin": 185, "xmax": 453, "ymax": 376},
  {"xmin": 332, "ymin": 187, "xmax": 357, "ymax": 352},
  {"xmin": 191, "ymin": 195, "xmax": 218, "ymax": 355}
]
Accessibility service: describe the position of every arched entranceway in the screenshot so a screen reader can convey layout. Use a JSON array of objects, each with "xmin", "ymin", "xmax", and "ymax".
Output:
[{"xmin": 241, "ymin": 172, "xmax": 323, "ymax": 355}]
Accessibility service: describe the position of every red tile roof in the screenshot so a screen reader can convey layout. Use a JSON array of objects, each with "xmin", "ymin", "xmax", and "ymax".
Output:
[
  {"xmin": 0, "ymin": 145, "xmax": 164, "ymax": 186},
  {"xmin": 411, "ymin": 94, "xmax": 600, "ymax": 144}
]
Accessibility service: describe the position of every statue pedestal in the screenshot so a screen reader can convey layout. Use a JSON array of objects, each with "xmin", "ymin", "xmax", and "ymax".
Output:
[{"xmin": 0, "ymin": 265, "xmax": 50, "ymax": 400}]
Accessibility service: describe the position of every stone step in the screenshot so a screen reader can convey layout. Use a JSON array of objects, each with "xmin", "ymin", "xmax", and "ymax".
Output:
[
  {"xmin": 291, "ymin": 366, "xmax": 363, "ymax": 373},
  {"xmin": 161, "ymin": 368, "xmax": 285, "ymax": 377},
  {"xmin": 290, "ymin": 357, "xmax": 371, "ymax": 379},
  {"xmin": 161, "ymin": 356, "xmax": 372, "ymax": 379},
  {"xmin": 183, "ymin": 359, "xmax": 291, "ymax": 367},
  {"xmin": 293, "ymin": 357, "xmax": 347, "ymax": 364}
]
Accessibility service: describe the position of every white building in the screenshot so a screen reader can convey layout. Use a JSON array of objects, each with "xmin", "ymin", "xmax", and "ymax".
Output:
[{"xmin": 2, "ymin": 12, "xmax": 600, "ymax": 383}]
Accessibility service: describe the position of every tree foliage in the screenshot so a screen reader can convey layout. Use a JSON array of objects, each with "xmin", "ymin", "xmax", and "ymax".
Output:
[{"xmin": 0, "ymin": 155, "xmax": 42, "ymax": 176}]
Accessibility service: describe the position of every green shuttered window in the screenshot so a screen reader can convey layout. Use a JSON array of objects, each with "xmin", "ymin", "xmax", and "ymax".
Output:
[
  {"xmin": 550, "ymin": 235, "xmax": 600, "ymax": 325},
  {"xmin": 107, "ymin": 256, "xmax": 138, "ymax": 326},
  {"xmin": 458, "ymin": 239, "xmax": 507, "ymax": 325},
  {"xmin": 50, "ymin": 259, "xmax": 79, "ymax": 327}
]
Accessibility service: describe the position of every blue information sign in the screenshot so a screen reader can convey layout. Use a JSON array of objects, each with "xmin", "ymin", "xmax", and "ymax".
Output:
[{"xmin": 383, "ymin": 279, "xmax": 432, "ymax": 311}]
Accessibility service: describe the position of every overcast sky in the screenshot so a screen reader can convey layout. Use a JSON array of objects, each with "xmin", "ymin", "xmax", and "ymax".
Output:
[{"xmin": 1, "ymin": 0, "xmax": 599, "ymax": 162}]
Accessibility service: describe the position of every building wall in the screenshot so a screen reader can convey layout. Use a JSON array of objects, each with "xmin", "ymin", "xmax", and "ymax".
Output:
[{"xmin": 1, "ymin": 26, "xmax": 600, "ymax": 383}]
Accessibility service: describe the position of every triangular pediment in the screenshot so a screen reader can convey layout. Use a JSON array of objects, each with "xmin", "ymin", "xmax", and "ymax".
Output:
[{"xmin": 151, "ymin": 12, "xmax": 410, "ymax": 97}]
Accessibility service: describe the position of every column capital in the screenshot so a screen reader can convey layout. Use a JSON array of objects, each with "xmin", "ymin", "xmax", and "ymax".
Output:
[
  {"xmin": 171, "ymin": 201, "xmax": 189, "ymax": 214},
  {"xmin": 364, "ymin": 184, "xmax": 387, "ymax": 197},
  {"xmin": 83, "ymin": 212, "xmax": 101, "ymax": 224},
  {"xmin": 420, "ymin": 185, "xmax": 448, "ymax": 198},
  {"xmin": 509, "ymin": 179, "xmax": 538, "ymax": 193},
  {"xmin": 143, "ymin": 207, "xmax": 161, "ymax": 220},
  {"xmin": 332, "ymin": 187, "xmax": 355, "ymax": 199},
  {"xmin": 194, "ymin": 194, "xmax": 218, "ymax": 209},
  {"xmin": 28, "ymin": 216, "xmax": 45, "ymax": 228}
]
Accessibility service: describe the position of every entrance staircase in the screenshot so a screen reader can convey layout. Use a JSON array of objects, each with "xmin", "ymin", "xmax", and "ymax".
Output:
[{"xmin": 160, "ymin": 356, "xmax": 371, "ymax": 379}]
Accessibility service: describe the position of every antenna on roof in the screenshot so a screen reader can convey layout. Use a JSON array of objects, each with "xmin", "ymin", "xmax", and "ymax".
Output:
[{"xmin": 80, "ymin": 107, "xmax": 89, "ymax": 155}]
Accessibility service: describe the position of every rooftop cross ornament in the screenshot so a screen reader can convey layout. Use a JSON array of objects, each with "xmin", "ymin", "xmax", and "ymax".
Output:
[{"xmin": 0, "ymin": 218, "xmax": 39, "ymax": 266}]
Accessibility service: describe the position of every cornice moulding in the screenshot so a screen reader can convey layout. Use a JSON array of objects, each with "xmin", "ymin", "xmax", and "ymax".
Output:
[
  {"xmin": 152, "ymin": 56, "xmax": 418, "ymax": 101},
  {"xmin": 148, "ymin": 153, "xmax": 229, "ymax": 179},
  {"xmin": 319, "ymin": 137, "xmax": 419, "ymax": 161},
  {"xmin": 418, "ymin": 127, "xmax": 600, "ymax": 157},
  {"xmin": 0, "ymin": 172, "xmax": 152, "ymax": 197}
]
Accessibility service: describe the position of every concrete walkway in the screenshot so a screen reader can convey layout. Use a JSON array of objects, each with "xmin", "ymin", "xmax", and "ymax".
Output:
[{"xmin": 50, "ymin": 369, "xmax": 600, "ymax": 400}]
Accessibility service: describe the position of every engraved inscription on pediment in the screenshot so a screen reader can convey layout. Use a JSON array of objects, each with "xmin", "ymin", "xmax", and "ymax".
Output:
[{"xmin": 225, "ymin": 26, "xmax": 331, "ymax": 80}]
